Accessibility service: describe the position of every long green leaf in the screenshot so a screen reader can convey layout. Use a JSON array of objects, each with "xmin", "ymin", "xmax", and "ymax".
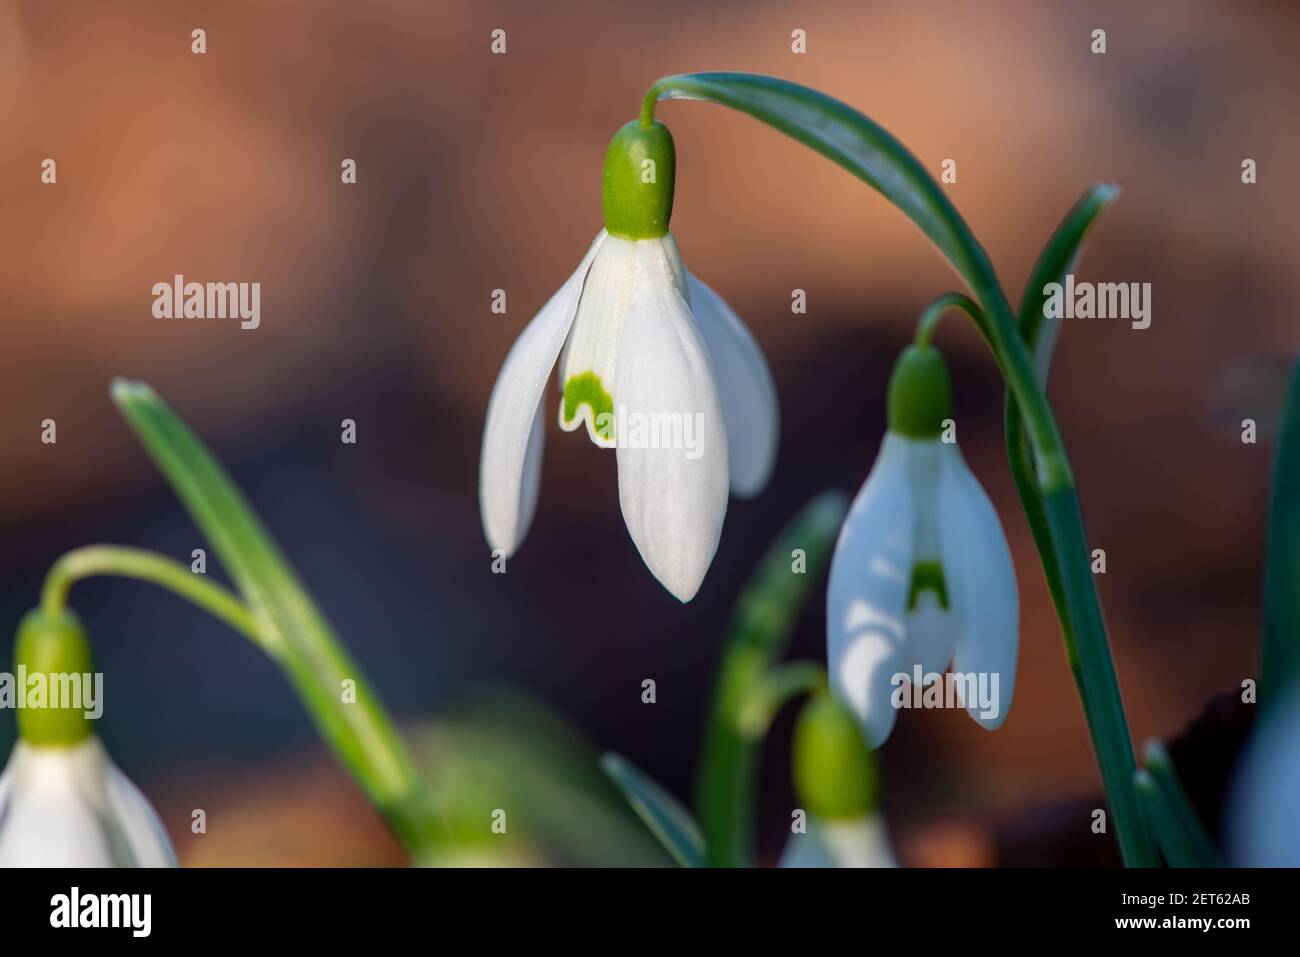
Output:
[
  {"xmin": 648, "ymin": 73, "xmax": 1154, "ymax": 866},
  {"xmin": 695, "ymin": 490, "xmax": 848, "ymax": 867},
  {"xmin": 1262, "ymin": 359, "xmax": 1300, "ymax": 707},
  {"xmin": 646, "ymin": 73, "xmax": 997, "ymax": 302},
  {"xmin": 600, "ymin": 753, "xmax": 706, "ymax": 868},
  {"xmin": 1006, "ymin": 183, "xmax": 1121, "ymax": 671},
  {"xmin": 110, "ymin": 379, "xmax": 446, "ymax": 858}
]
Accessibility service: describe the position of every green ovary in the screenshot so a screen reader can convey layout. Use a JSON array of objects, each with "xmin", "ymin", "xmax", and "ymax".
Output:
[
  {"xmin": 907, "ymin": 560, "xmax": 949, "ymax": 611},
  {"xmin": 562, "ymin": 372, "xmax": 615, "ymax": 442}
]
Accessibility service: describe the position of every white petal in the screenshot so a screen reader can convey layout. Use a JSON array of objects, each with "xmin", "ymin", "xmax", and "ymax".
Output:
[
  {"xmin": 826, "ymin": 433, "xmax": 915, "ymax": 747},
  {"xmin": 937, "ymin": 443, "xmax": 1019, "ymax": 730},
  {"xmin": 104, "ymin": 761, "xmax": 178, "ymax": 867},
  {"xmin": 905, "ymin": 592, "xmax": 957, "ymax": 679},
  {"xmin": 479, "ymin": 231, "xmax": 607, "ymax": 554},
  {"xmin": 1228, "ymin": 691, "xmax": 1300, "ymax": 866},
  {"xmin": 0, "ymin": 740, "xmax": 118, "ymax": 866},
  {"xmin": 0, "ymin": 739, "xmax": 177, "ymax": 868},
  {"xmin": 613, "ymin": 239, "xmax": 729, "ymax": 602},
  {"xmin": 557, "ymin": 235, "xmax": 646, "ymax": 447},
  {"xmin": 779, "ymin": 815, "xmax": 897, "ymax": 868},
  {"xmin": 686, "ymin": 272, "xmax": 779, "ymax": 498}
]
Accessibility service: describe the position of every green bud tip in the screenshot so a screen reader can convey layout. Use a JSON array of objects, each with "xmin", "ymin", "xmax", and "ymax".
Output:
[
  {"xmin": 887, "ymin": 344, "xmax": 952, "ymax": 439},
  {"xmin": 13, "ymin": 608, "xmax": 95, "ymax": 746},
  {"xmin": 792, "ymin": 693, "xmax": 878, "ymax": 820},
  {"xmin": 601, "ymin": 119, "xmax": 676, "ymax": 240}
]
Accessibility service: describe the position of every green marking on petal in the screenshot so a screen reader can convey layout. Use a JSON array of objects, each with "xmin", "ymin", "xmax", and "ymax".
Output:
[
  {"xmin": 562, "ymin": 371, "xmax": 615, "ymax": 442},
  {"xmin": 907, "ymin": 560, "xmax": 949, "ymax": 611}
]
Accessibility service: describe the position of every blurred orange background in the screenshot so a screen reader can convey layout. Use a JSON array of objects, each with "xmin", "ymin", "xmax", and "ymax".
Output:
[{"xmin": 1, "ymin": 0, "xmax": 1296, "ymax": 865}]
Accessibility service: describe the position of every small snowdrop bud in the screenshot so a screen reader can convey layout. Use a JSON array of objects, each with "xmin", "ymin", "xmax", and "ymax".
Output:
[{"xmin": 792, "ymin": 693, "xmax": 878, "ymax": 820}]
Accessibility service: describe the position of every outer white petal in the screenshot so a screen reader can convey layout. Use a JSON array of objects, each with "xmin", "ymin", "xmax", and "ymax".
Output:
[
  {"xmin": 613, "ymin": 238, "xmax": 729, "ymax": 602},
  {"xmin": 779, "ymin": 815, "xmax": 897, "ymax": 868},
  {"xmin": 0, "ymin": 739, "xmax": 175, "ymax": 867},
  {"xmin": 479, "ymin": 231, "xmax": 607, "ymax": 554},
  {"xmin": 103, "ymin": 762, "xmax": 179, "ymax": 867},
  {"xmin": 1228, "ymin": 691, "xmax": 1300, "ymax": 866},
  {"xmin": 685, "ymin": 272, "xmax": 778, "ymax": 498},
  {"xmin": 936, "ymin": 443, "xmax": 1019, "ymax": 730},
  {"xmin": 826, "ymin": 433, "xmax": 915, "ymax": 747}
]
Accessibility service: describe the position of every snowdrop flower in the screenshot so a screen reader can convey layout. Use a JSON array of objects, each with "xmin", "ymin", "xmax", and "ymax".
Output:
[
  {"xmin": 827, "ymin": 345, "xmax": 1018, "ymax": 747},
  {"xmin": 780, "ymin": 694, "xmax": 895, "ymax": 868},
  {"xmin": 479, "ymin": 118, "xmax": 778, "ymax": 601},
  {"xmin": 0, "ymin": 610, "xmax": 176, "ymax": 867},
  {"xmin": 1227, "ymin": 690, "xmax": 1300, "ymax": 866}
]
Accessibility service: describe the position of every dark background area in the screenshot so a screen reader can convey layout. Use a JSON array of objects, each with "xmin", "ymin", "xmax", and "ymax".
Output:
[{"xmin": 1, "ymin": 0, "xmax": 1295, "ymax": 864}]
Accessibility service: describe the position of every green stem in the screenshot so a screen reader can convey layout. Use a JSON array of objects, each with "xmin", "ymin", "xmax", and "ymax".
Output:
[
  {"xmin": 42, "ymin": 546, "xmax": 265, "ymax": 651},
  {"xmin": 736, "ymin": 661, "xmax": 828, "ymax": 738},
  {"xmin": 41, "ymin": 539, "xmax": 449, "ymax": 863},
  {"xmin": 648, "ymin": 72, "xmax": 1156, "ymax": 866},
  {"xmin": 696, "ymin": 491, "xmax": 848, "ymax": 868},
  {"xmin": 914, "ymin": 292, "xmax": 992, "ymax": 352},
  {"xmin": 1138, "ymin": 741, "xmax": 1223, "ymax": 867}
]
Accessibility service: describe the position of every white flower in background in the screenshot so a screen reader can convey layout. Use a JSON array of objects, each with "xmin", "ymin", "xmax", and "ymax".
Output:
[
  {"xmin": 1228, "ymin": 691, "xmax": 1300, "ymax": 866},
  {"xmin": 781, "ymin": 693, "xmax": 895, "ymax": 867},
  {"xmin": 827, "ymin": 345, "xmax": 1018, "ymax": 747},
  {"xmin": 0, "ymin": 738, "xmax": 176, "ymax": 868},
  {"xmin": 779, "ymin": 814, "xmax": 897, "ymax": 868},
  {"xmin": 479, "ymin": 119, "xmax": 778, "ymax": 601},
  {"xmin": 0, "ymin": 608, "xmax": 176, "ymax": 868}
]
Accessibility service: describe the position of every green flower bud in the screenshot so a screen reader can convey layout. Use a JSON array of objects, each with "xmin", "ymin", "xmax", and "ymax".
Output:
[
  {"xmin": 792, "ymin": 693, "xmax": 878, "ymax": 821},
  {"xmin": 887, "ymin": 344, "xmax": 952, "ymax": 439},
  {"xmin": 601, "ymin": 119, "xmax": 676, "ymax": 240},
  {"xmin": 13, "ymin": 608, "xmax": 95, "ymax": 746}
]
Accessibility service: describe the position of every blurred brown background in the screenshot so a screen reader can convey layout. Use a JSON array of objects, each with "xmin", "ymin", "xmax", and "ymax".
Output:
[{"xmin": 1, "ymin": 0, "xmax": 1296, "ymax": 865}]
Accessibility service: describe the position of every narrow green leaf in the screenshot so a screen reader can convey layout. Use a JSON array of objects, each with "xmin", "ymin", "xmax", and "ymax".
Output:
[
  {"xmin": 110, "ymin": 380, "xmax": 446, "ymax": 858},
  {"xmin": 600, "ymin": 753, "xmax": 706, "ymax": 868},
  {"xmin": 647, "ymin": 73, "xmax": 995, "ymax": 297},
  {"xmin": 695, "ymin": 490, "xmax": 849, "ymax": 867},
  {"xmin": 1263, "ymin": 359, "xmax": 1300, "ymax": 707},
  {"xmin": 1006, "ymin": 183, "xmax": 1121, "ymax": 669},
  {"xmin": 1138, "ymin": 742, "xmax": 1224, "ymax": 868}
]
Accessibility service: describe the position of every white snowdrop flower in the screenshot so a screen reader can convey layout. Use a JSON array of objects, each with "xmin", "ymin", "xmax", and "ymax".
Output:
[
  {"xmin": 779, "ymin": 815, "xmax": 897, "ymax": 869},
  {"xmin": 827, "ymin": 345, "xmax": 1018, "ymax": 747},
  {"xmin": 478, "ymin": 119, "xmax": 778, "ymax": 601},
  {"xmin": 1227, "ymin": 690, "xmax": 1300, "ymax": 866},
  {"xmin": 780, "ymin": 693, "xmax": 896, "ymax": 868},
  {"xmin": 0, "ymin": 738, "xmax": 176, "ymax": 868},
  {"xmin": 0, "ymin": 609, "xmax": 176, "ymax": 867}
]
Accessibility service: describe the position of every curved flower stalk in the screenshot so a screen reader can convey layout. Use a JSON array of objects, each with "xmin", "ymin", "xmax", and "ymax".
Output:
[
  {"xmin": 479, "ymin": 120, "xmax": 778, "ymax": 601},
  {"xmin": 16, "ymin": 382, "xmax": 452, "ymax": 866},
  {"xmin": 828, "ymin": 345, "xmax": 1017, "ymax": 747},
  {"xmin": 639, "ymin": 72, "xmax": 1157, "ymax": 865},
  {"xmin": 780, "ymin": 694, "xmax": 894, "ymax": 868},
  {"xmin": 0, "ymin": 610, "xmax": 175, "ymax": 867}
]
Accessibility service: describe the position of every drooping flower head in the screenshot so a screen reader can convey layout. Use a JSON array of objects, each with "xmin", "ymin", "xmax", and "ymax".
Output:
[
  {"xmin": 0, "ymin": 610, "xmax": 176, "ymax": 867},
  {"xmin": 479, "ymin": 118, "xmax": 779, "ymax": 601},
  {"xmin": 827, "ymin": 344, "xmax": 1019, "ymax": 747},
  {"xmin": 779, "ymin": 693, "xmax": 895, "ymax": 868}
]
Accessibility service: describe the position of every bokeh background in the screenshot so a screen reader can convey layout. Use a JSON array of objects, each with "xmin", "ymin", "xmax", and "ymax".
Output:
[{"xmin": 2, "ymin": 0, "xmax": 1296, "ymax": 865}]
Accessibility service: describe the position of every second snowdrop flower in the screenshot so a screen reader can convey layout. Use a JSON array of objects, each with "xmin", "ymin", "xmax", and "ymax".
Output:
[
  {"xmin": 0, "ymin": 610, "xmax": 176, "ymax": 868},
  {"xmin": 479, "ymin": 118, "xmax": 778, "ymax": 601},
  {"xmin": 827, "ymin": 345, "xmax": 1019, "ymax": 747}
]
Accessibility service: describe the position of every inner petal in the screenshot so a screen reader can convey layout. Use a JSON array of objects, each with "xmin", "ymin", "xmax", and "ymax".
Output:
[{"xmin": 557, "ymin": 236, "xmax": 639, "ymax": 447}]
